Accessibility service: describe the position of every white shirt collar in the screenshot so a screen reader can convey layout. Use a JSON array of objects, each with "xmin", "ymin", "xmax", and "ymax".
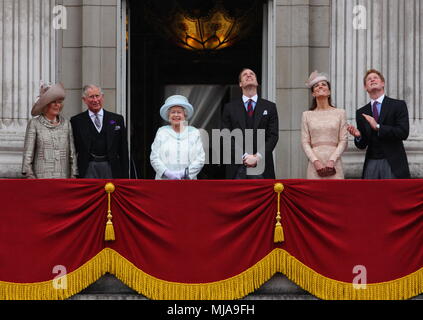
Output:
[
  {"xmin": 371, "ymin": 94, "xmax": 385, "ymax": 106},
  {"xmin": 88, "ymin": 108, "xmax": 104, "ymax": 118},
  {"xmin": 242, "ymin": 95, "xmax": 258, "ymax": 104}
]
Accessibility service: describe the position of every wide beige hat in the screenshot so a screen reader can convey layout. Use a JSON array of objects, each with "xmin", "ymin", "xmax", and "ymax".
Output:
[{"xmin": 31, "ymin": 82, "xmax": 66, "ymax": 116}]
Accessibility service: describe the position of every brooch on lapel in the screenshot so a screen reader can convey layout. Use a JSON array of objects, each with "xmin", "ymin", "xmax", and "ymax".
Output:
[
  {"xmin": 114, "ymin": 126, "xmax": 121, "ymax": 130},
  {"xmin": 263, "ymin": 110, "xmax": 268, "ymax": 115}
]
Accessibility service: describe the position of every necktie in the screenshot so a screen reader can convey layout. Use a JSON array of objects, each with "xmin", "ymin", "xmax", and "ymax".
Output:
[
  {"xmin": 247, "ymin": 99, "xmax": 254, "ymax": 117},
  {"xmin": 372, "ymin": 101, "xmax": 379, "ymax": 123},
  {"xmin": 94, "ymin": 113, "xmax": 101, "ymax": 130}
]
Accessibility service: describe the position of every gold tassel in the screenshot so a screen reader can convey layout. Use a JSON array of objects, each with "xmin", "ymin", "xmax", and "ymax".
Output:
[
  {"xmin": 104, "ymin": 182, "xmax": 116, "ymax": 241},
  {"xmin": 274, "ymin": 221, "xmax": 284, "ymax": 243},
  {"xmin": 274, "ymin": 183, "xmax": 285, "ymax": 243},
  {"xmin": 105, "ymin": 220, "xmax": 115, "ymax": 241}
]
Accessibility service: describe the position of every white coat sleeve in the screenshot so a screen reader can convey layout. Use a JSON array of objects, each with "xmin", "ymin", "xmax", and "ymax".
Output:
[{"xmin": 150, "ymin": 128, "xmax": 168, "ymax": 179}]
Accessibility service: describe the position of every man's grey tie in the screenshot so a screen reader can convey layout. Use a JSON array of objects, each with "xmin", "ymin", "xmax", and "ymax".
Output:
[{"xmin": 94, "ymin": 113, "xmax": 101, "ymax": 130}]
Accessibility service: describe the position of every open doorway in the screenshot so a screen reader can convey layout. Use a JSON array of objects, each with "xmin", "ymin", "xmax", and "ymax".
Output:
[{"xmin": 128, "ymin": 0, "xmax": 264, "ymax": 179}]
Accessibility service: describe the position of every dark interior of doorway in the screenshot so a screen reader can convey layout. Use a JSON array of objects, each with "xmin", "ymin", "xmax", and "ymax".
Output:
[{"xmin": 128, "ymin": 0, "xmax": 263, "ymax": 179}]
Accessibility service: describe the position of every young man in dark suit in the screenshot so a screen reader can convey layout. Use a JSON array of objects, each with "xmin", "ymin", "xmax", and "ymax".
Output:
[
  {"xmin": 70, "ymin": 85, "xmax": 129, "ymax": 179},
  {"xmin": 221, "ymin": 68, "xmax": 279, "ymax": 179},
  {"xmin": 347, "ymin": 69, "xmax": 410, "ymax": 179}
]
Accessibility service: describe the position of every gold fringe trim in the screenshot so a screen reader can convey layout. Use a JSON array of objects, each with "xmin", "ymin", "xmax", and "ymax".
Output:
[
  {"xmin": 275, "ymin": 249, "xmax": 423, "ymax": 300},
  {"xmin": 108, "ymin": 248, "xmax": 278, "ymax": 300},
  {"xmin": 0, "ymin": 248, "xmax": 421, "ymax": 300},
  {"xmin": 0, "ymin": 249, "xmax": 108, "ymax": 300}
]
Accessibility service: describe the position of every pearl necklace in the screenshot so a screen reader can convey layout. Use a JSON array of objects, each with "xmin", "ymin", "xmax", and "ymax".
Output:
[{"xmin": 45, "ymin": 116, "xmax": 59, "ymax": 125}]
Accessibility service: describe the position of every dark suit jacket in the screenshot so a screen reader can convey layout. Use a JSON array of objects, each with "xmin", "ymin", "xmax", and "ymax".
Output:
[
  {"xmin": 355, "ymin": 96, "xmax": 410, "ymax": 178},
  {"xmin": 70, "ymin": 109, "xmax": 129, "ymax": 178},
  {"xmin": 221, "ymin": 98, "xmax": 279, "ymax": 179}
]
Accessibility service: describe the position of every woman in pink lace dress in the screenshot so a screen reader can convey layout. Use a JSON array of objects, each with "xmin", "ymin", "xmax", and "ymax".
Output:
[{"xmin": 301, "ymin": 71, "xmax": 348, "ymax": 179}]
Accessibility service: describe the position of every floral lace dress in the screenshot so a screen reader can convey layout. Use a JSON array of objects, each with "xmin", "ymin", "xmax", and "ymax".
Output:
[{"xmin": 301, "ymin": 108, "xmax": 348, "ymax": 179}]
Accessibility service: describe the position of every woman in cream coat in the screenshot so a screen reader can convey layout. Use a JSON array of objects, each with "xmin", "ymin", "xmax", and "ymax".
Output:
[
  {"xmin": 150, "ymin": 95, "xmax": 205, "ymax": 180},
  {"xmin": 22, "ymin": 82, "xmax": 78, "ymax": 178}
]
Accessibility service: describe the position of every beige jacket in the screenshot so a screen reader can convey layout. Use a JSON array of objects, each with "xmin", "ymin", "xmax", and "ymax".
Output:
[{"xmin": 22, "ymin": 115, "xmax": 78, "ymax": 178}]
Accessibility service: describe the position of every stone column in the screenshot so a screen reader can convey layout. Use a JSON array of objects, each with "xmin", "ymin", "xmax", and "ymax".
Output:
[
  {"xmin": 331, "ymin": 0, "xmax": 423, "ymax": 178},
  {"xmin": 59, "ymin": 0, "xmax": 119, "ymax": 116},
  {"xmin": 0, "ymin": 0, "xmax": 56, "ymax": 178},
  {"xmin": 275, "ymin": 0, "xmax": 331, "ymax": 178}
]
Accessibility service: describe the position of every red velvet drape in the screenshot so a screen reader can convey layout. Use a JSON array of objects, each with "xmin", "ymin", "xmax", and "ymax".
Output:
[{"xmin": 0, "ymin": 179, "xmax": 421, "ymax": 288}]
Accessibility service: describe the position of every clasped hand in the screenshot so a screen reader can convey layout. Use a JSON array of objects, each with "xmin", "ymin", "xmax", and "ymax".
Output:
[
  {"xmin": 164, "ymin": 169, "xmax": 185, "ymax": 180},
  {"xmin": 243, "ymin": 154, "xmax": 259, "ymax": 168},
  {"xmin": 313, "ymin": 160, "xmax": 336, "ymax": 177}
]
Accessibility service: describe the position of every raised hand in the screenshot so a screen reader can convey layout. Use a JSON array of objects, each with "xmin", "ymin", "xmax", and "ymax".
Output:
[
  {"xmin": 362, "ymin": 114, "xmax": 378, "ymax": 131},
  {"xmin": 347, "ymin": 124, "xmax": 361, "ymax": 138}
]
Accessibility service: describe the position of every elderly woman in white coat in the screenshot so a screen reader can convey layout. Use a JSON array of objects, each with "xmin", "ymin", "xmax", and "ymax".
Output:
[{"xmin": 150, "ymin": 95, "xmax": 205, "ymax": 180}]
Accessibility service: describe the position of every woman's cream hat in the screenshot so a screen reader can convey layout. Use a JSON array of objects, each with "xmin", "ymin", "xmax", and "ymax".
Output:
[
  {"xmin": 160, "ymin": 95, "xmax": 194, "ymax": 121},
  {"xmin": 31, "ymin": 82, "xmax": 66, "ymax": 116},
  {"xmin": 306, "ymin": 71, "xmax": 329, "ymax": 88}
]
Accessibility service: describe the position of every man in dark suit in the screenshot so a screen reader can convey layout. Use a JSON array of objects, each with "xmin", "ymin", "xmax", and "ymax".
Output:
[
  {"xmin": 70, "ymin": 84, "xmax": 129, "ymax": 178},
  {"xmin": 347, "ymin": 69, "xmax": 410, "ymax": 179},
  {"xmin": 221, "ymin": 68, "xmax": 279, "ymax": 179}
]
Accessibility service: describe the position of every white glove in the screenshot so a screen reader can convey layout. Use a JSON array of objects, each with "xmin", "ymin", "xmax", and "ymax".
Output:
[{"xmin": 164, "ymin": 170, "xmax": 181, "ymax": 180}]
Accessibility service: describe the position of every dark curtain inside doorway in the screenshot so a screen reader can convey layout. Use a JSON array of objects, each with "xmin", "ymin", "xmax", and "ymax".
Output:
[{"xmin": 128, "ymin": 0, "xmax": 264, "ymax": 179}]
